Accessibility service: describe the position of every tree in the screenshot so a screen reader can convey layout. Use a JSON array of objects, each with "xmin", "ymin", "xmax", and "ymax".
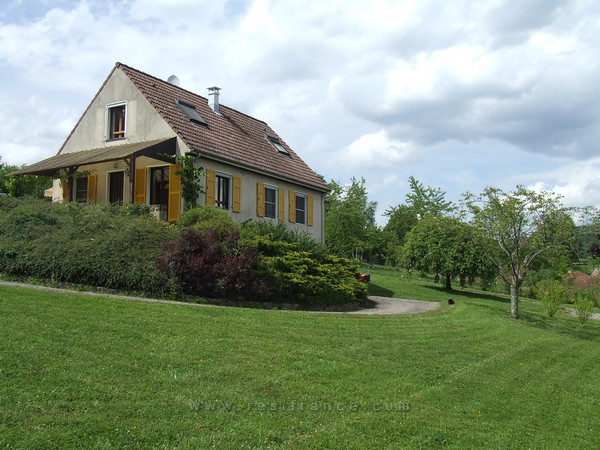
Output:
[
  {"xmin": 325, "ymin": 177, "xmax": 378, "ymax": 260},
  {"xmin": 405, "ymin": 176, "xmax": 456, "ymax": 218},
  {"xmin": 385, "ymin": 177, "xmax": 456, "ymax": 241},
  {"xmin": 383, "ymin": 204, "xmax": 419, "ymax": 246},
  {"xmin": 0, "ymin": 157, "xmax": 52, "ymax": 198},
  {"xmin": 463, "ymin": 186, "xmax": 587, "ymax": 320},
  {"xmin": 383, "ymin": 177, "xmax": 457, "ymax": 267},
  {"xmin": 402, "ymin": 216, "xmax": 496, "ymax": 290}
]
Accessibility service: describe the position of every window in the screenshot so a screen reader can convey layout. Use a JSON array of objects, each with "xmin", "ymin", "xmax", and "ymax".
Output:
[
  {"xmin": 106, "ymin": 102, "xmax": 126, "ymax": 140},
  {"xmin": 264, "ymin": 186, "xmax": 277, "ymax": 219},
  {"xmin": 108, "ymin": 171, "xmax": 124, "ymax": 205},
  {"xmin": 75, "ymin": 176, "xmax": 88, "ymax": 202},
  {"xmin": 150, "ymin": 166, "xmax": 169, "ymax": 207},
  {"xmin": 267, "ymin": 136, "xmax": 289, "ymax": 155},
  {"xmin": 216, "ymin": 174, "xmax": 230, "ymax": 209},
  {"xmin": 176, "ymin": 100, "xmax": 207, "ymax": 126},
  {"xmin": 295, "ymin": 194, "xmax": 306, "ymax": 225}
]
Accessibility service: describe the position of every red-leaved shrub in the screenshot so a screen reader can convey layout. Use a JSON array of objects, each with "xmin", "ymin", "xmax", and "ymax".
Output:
[{"xmin": 156, "ymin": 228, "xmax": 265, "ymax": 301}]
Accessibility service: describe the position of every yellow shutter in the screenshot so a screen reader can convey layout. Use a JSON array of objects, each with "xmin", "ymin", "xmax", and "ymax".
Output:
[
  {"xmin": 205, "ymin": 169, "xmax": 216, "ymax": 207},
  {"xmin": 62, "ymin": 179, "xmax": 70, "ymax": 203},
  {"xmin": 87, "ymin": 174, "xmax": 97, "ymax": 204},
  {"xmin": 288, "ymin": 191, "xmax": 296, "ymax": 223},
  {"xmin": 278, "ymin": 188, "xmax": 285, "ymax": 221},
  {"xmin": 256, "ymin": 182, "xmax": 265, "ymax": 217},
  {"xmin": 134, "ymin": 168, "xmax": 147, "ymax": 204},
  {"xmin": 232, "ymin": 176, "xmax": 241, "ymax": 213},
  {"xmin": 307, "ymin": 195, "xmax": 314, "ymax": 227},
  {"xmin": 168, "ymin": 164, "xmax": 182, "ymax": 222}
]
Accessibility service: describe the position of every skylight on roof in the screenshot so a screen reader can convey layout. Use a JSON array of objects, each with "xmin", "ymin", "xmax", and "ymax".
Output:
[
  {"xmin": 268, "ymin": 136, "xmax": 289, "ymax": 155},
  {"xmin": 176, "ymin": 100, "xmax": 207, "ymax": 126}
]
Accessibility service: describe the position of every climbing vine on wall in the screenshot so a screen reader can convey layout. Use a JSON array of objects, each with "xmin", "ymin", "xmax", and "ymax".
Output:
[{"xmin": 176, "ymin": 154, "xmax": 204, "ymax": 210}]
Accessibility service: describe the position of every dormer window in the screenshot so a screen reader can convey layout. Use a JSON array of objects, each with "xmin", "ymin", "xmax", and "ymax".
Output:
[
  {"xmin": 267, "ymin": 136, "xmax": 289, "ymax": 155},
  {"xmin": 176, "ymin": 99, "xmax": 207, "ymax": 126},
  {"xmin": 106, "ymin": 102, "xmax": 126, "ymax": 140}
]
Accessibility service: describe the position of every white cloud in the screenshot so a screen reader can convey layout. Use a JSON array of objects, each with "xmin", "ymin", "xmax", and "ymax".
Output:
[
  {"xmin": 527, "ymin": 158, "xmax": 600, "ymax": 207},
  {"xmin": 329, "ymin": 131, "xmax": 421, "ymax": 171}
]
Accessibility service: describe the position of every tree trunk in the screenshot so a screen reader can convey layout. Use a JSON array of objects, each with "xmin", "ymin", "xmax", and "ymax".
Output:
[
  {"xmin": 510, "ymin": 281, "xmax": 519, "ymax": 320},
  {"xmin": 445, "ymin": 273, "xmax": 452, "ymax": 290}
]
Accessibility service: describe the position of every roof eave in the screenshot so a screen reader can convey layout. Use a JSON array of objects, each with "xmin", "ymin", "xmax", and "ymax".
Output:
[{"xmin": 196, "ymin": 150, "xmax": 329, "ymax": 193}]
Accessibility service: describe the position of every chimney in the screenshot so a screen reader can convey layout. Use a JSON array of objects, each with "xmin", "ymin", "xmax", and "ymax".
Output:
[{"xmin": 207, "ymin": 86, "xmax": 221, "ymax": 115}]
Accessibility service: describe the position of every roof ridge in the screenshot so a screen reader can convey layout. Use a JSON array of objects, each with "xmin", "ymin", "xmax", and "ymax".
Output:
[{"xmin": 117, "ymin": 62, "xmax": 270, "ymax": 127}]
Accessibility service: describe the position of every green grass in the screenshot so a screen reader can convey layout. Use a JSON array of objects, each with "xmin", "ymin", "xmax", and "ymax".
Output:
[{"xmin": 1, "ymin": 270, "xmax": 599, "ymax": 449}]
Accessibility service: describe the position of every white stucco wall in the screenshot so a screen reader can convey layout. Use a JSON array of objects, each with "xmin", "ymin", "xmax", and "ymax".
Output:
[
  {"xmin": 60, "ymin": 69, "xmax": 176, "ymax": 154},
  {"xmin": 198, "ymin": 158, "xmax": 325, "ymax": 243}
]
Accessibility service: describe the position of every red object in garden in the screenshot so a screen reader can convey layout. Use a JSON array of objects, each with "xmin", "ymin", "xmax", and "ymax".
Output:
[{"xmin": 358, "ymin": 273, "xmax": 371, "ymax": 283}]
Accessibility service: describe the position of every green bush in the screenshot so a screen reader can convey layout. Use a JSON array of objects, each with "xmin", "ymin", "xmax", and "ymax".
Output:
[
  {"xmin": 574, "ymin": 290, "xmax": 595, "ymax": 325},
  {"xmin": 536, "ymin": 279, "xmax": 568, "ymax": 318},
  {"xmin": 178, "ymin": 206, "xmax": 239, "ymax": 239},
  {"xmin": 240, "ymin": 220, "xmax": 327, "ymax": 258},
  {"xmin": 0, "ymin": 198, "xmax": 366, "ymax": 306},
  {"xmin": 239, "ymin": 221, "xmax": 365, "ymax": 306},
  {"xmin": 0, "ymin": 199, "xmax": 176, "ymax": 294},
  {"xmin": 107, "ymin": 202, "xmax": 151, "ymax": 216},
  {"xmin": 258, "ymin": 252, "xmax": 367, "ymax": 306}
]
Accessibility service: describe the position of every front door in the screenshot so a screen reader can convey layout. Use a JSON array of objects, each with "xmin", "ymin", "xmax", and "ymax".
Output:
[{"xmin": 150, "ymin": 166, "xmax": 169, "ymax": 209}]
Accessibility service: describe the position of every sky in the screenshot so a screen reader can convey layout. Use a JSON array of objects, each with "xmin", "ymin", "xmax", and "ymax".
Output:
[{"xmin": 1, "ymin": 0, "xmax": 600, "ymax": 225}]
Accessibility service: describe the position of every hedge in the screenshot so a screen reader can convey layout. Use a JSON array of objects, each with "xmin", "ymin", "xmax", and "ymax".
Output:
[{"xmin": 0, "ymin": 199, "xmax": 366, "ymax": 305}]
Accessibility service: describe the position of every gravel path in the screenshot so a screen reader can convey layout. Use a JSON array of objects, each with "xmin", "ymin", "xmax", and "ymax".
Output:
[
  {"xmin": 562, "ymin": 307, "xmax": 600, "ymax": 321},
  {"xmin": 345, "ymin": 296, "xmax": 440, "ymax": 315},
  {"xmin": 0, "ymin": 280, "xmax": 440, "ymax": 315}
]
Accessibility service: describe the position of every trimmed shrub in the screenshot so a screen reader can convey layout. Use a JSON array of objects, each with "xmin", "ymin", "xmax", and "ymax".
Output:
[
  {"xmin": 178, "ymin": 206, "xmax": 239, "ymax": 240},
  {"xmin": 259, "ymin": 252, "xmax": 367, "ymax": 306},
  {"xmin": 0, "ymin": 199, "xmax": 176, "ymax": 294},
  {"xmin": 240, "ymin": 220, "xmax": 327, "ymax": 258},
  {"xmin": 156, "ymin": 228, "xmax": 265, "ymax": 301},
  {"xmin": 157, "ymin": 225, "xmax": 365, "ymax": 306},
  {"xmin": 240, "ymin": 221, "xmax": 366, "ymax": 305},
  {"xmin": 1, "ymin": 198, "xmax": 367, "ymax": 306}
]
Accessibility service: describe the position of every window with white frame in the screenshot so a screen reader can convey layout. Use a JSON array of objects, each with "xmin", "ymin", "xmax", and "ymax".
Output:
[
  {"xmin": 295, "ymin": 193, "xmax": 306, "ymax": 224},
  {"xmin": 264, "ymin": 185, "xmax": 277, "ymax": 219},
  {"xmin": 106, "ymin": 102, "xmax": 126, "ymax": 140},
  {"xmin": 216, "ymin": 174, "xmax": 231, "ymax": 209}
]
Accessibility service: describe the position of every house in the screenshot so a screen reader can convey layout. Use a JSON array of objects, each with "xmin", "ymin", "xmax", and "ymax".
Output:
[{"xmin": 15, "ymin": 62, "xmax": 329, "ymax": 242}]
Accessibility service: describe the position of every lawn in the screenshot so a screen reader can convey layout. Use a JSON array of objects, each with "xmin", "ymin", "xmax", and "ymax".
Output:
[{"xmin": 1, "ymin": 269, "xmax": 599, "ymax": 449}]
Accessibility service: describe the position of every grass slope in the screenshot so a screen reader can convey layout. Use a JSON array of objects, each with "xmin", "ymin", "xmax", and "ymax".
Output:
[{"xmin": 1, "ymin": 270, "xmax": 599, "ymax": 449}]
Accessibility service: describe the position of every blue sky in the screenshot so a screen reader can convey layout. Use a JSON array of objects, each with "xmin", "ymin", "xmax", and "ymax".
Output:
[{"xmin": 2, "ymin": 0, "xmax": 600, "ymax": 224}]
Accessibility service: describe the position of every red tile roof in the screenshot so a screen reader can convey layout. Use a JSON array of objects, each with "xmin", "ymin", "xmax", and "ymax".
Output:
[
  {"xmin": 117, "ymin": 63, "xmax": 328, "ymax": 192},
  {"xmin": 564, "ymin": 271, "xmax": 594, "ymax": 290}
]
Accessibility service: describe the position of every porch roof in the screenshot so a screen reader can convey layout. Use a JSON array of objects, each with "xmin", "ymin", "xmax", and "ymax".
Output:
[{"xmin": 13, "ymin": 137, "xmax": 176, "ymax": 177}]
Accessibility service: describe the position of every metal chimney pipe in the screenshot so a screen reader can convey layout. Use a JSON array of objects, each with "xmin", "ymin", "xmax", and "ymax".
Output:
[{"xmin": 207, "ymin": 86, "xmax": 221, "ymax": 115}]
